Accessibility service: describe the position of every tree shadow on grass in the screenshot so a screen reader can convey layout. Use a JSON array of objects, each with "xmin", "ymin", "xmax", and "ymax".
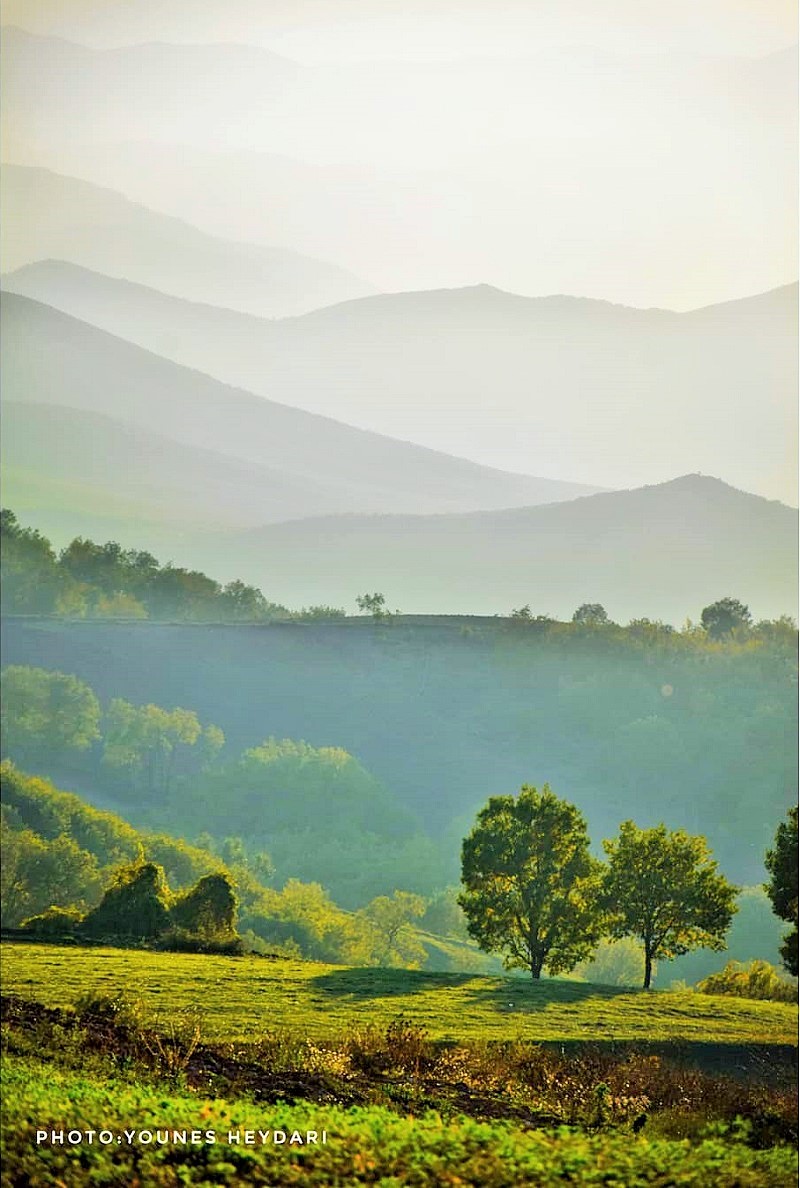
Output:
[{"xmin": 310, "ymin": 966, "xmax": 636, "ymax": 1010}]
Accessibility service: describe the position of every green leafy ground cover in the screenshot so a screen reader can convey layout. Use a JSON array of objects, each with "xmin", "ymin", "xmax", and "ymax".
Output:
[
  {"xmin": 2, "ymin": 943, "xmax": 796, "ymax": 1045},
  {"xmin": 2, "ymin": 1056, "xmax": 796, "ymax": 1187}
]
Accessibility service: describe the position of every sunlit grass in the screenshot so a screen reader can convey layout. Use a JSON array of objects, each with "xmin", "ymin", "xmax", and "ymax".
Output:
[{"xmin": 2, "ymin": 943, "xmax": 795, "ymax": 1045}]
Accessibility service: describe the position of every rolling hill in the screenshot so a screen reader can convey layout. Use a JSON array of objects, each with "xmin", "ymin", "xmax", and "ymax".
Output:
[
  {"xmin": 4, "ymin": 260, "xmax": 796, "ymax": 502},
  {"xmin": 0, "ymin": 165, "xmax": 375, "ymax": 317},
  {"xmin": 0, "ymin": 294, "xmax": 600, "ymax": 543},
  {"xmin": 189, "ymin": 475, "xmax": 798, "ymax": 623}
]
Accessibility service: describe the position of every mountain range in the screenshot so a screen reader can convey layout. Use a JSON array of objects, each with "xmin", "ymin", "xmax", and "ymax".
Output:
[
  {"xmin": 0, "ymin": 293, "xmax": 600, "ymax": 547},
  {"xmin": 0, "ymin": 164, "xmax": 374, "ymax": 317},
  {"xmin": 4, "ymin": 253, "xmax": 797, "ymax": 500},
  {"xmin": 3, "ymin": 27, "xmax": 795, "ymax": 309}
]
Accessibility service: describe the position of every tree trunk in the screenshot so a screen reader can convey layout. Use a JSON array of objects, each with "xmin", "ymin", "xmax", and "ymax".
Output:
[{"xmin": 643, "ymin": 950, "xmax": 653, "ymax": 990}]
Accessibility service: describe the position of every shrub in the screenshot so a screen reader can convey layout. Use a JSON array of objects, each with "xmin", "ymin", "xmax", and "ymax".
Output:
[
  {"xmin": 19, "ymin": 905, "xmax": 83, "ymax": 938},
  {"xmin": 697, "ymin": 960, "xmax": 797, "ymax": 1003},
  {"xmin": 80, "ymin": 861, "xmax": 171, "ymax": 940},
  {"xmin": 155, "ymin": 928, "xmax": 244, "ymax": 956}
]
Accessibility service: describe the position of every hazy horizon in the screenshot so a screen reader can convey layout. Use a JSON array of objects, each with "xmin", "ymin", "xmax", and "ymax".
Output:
[
  {"xmin": 2, "ymin": 1, "xmax": 796, "ymax": 313},
  {"xmin": 1, "ymin": 0, "xmax": 796, "ymax": 506}
]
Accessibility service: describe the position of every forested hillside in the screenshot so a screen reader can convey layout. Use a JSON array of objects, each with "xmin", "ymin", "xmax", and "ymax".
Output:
[{"xmin": 2, "ymin": 612, "xmax": 795, "ymax": 890}]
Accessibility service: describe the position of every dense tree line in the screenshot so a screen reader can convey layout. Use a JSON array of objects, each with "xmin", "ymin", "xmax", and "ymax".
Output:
[
  {"xmin": 0, "ymin": 665, "xmax": 444, "ymax": 904},
  {"xmin": 0, "ymin": 509, "xmax": 345, "ymax": 623},
  {"xmin": 0, "ymin": 765, "xmax": 479, "ymax": 970}
]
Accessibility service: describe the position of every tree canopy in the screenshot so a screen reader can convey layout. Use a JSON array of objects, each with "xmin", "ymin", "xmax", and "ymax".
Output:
[
  {"xmin": 603, "ymin": 822, "xmax": 738, "ymax": 988},
  {"xmin": 459, "ymin": 785, "xmax": 604, "ymax": 978}
]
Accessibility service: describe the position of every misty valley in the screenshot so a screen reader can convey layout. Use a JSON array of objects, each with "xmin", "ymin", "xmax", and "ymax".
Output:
[{"xmin": 1, "ymin": 4, "xmax": 798, "ymax": 1184}]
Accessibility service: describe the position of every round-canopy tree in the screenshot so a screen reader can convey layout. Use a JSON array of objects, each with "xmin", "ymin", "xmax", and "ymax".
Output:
[
  {"xmin": 459, "ymin": 784, "xmax": 604, "ymax": 979},
  {"xmin": 571, "ymin": 603, "xmax": 609, "ymax": 626},
  {"xmin": 700, "ymin": 597, "xmax": 751, "ymax": 640},
  {"xmin": 603, "ymin": 822, "xmax": 738, "ymax": 988}
]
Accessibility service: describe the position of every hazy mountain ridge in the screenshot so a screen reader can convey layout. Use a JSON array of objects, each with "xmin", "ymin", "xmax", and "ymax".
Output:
[
  {"xmin": 0, "ymin": 164, "xmax": 376, "ymax": 317},
  {"xmin": 3, "ymin": 26, "xmax": 795, "ymax": 309},
  {"xmin": 4, "ymin": 256, "xmax": 796, "ymax": 501},
  {"xmin": 0, "ymin": 294, "xmax": 602, "ymax": 543}
]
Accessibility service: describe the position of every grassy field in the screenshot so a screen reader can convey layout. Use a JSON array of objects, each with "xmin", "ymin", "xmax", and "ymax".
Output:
[{"xmin": 2, "ymin": 942, "xmax": 796, "ymax": 1045}]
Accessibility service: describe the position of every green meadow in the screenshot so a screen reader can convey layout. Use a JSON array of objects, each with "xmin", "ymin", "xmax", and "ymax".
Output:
[{"xmin": 2, "ymin": 943, "xmax": 795, "ymax": 1046}]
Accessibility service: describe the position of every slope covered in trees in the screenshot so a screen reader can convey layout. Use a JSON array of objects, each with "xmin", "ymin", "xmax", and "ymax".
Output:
[{"xmin": 2, "ymin": 609, "xmax": 794, "ymax": 889}]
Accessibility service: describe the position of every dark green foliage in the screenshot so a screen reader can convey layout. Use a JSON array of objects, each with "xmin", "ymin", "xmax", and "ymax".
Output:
[
  {"xmin": 80, "ymin": 861, "xmax": 172, "ymax": 939},
  {"xmin": 701, "ymin": 597, "xmax": 752, "ymax": 640},
  {"xmin": 1, "ymin": 814, "xmax": 103, "ymax": 926},
  {"xmin": 19, "ymin": 904, "xmax": 83, "ymax": 937},
  {"xmin": 765, "ymin": 806, "xmax": 799, "ymax": 976},
  {"xmin": 170, "ymin": 872, "xmax": 238, "ymax": 940},
  {"xmin": 0, "ymin": 762, "xmax": 221, "ymax": 889},
  {"xmin": 0, "ymin": 508, "xmax": 74, "ymax": 613},
  {"xmin": 603, "ymin": 823, "xmax": 738, "ymax": 989},
  {"xmin": 356, "ymin": 591, "xmax": 391, "ymax": 619},
  {"xmin": 459, "ymin": 785, "xmax": 605, "ymax": 978}
]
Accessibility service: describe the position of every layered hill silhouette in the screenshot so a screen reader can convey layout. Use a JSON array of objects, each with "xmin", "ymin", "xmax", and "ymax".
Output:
[
  {"xmin": 4, "ymin": 260, "xmax": 796, "ymax": 502},
  {"xmin": 0, "ymin": 294, "xmax": 600, "ymax": 543},
  {"xmin": 189, "ymin": 476, "xmax": 798, "ymax": 623},
  {"xmin": 3, "ymin": 26, "xmax": 795, "ymax": 309},
  {"xmin": 0, "ymin": 165, "xmax": 375, "ymax": 317}
]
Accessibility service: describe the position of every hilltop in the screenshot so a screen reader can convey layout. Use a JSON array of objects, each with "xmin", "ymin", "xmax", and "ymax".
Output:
[
  {"xmin": 193, "ymin": 474, "xmax": 798, "ymax": 622},
  {"xmin": 0, "ymin": 165, "xmax": 374, "ymax": 317}
]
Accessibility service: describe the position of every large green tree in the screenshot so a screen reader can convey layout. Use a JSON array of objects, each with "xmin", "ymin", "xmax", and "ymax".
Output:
[
  {"xmin": 603, "ymin": 822, "xmax": 737, "ymax": 988},
  {"xmin": 765, "ymin": 806, "xmax": 798, "ymax": 976},
  {"xmin": 102, "ymin": 700, "xmax": 219, "ymax": 797},
  {"xmin": 459, "ymin": 784, "xmax": 604, "ymax": 979}
]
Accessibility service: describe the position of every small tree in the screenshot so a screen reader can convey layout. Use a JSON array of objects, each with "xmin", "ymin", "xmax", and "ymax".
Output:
[
  {"xmin": 171, "ymin": 872, "xmax": 238, "ymax": 941},
  {"xmin": 459, "ymin": 785, "xmax": 605, "ymax": 979},
  {"xmin": 81, "ymin": 861, "xmax": 171, "ymax": 940},
  {"xmin": 362, "ymin": 890, "xmax": 427, "ymax": 967},
  {"xmin": 356, "ymin": 592, "xmax": 396, "ymax": 621},
  {"xmin": 700, "ymin": 597, "xmax": 751, "ymax": 640},
  {"xmin": 765, "ymin": 807, "xmax": 798, "ymax": 976},
  {"xmin": 603, "ymin": 822, "xmax": 737, "ymax": 989},
  {"xmin": 572, "ymin": 603, "xmax": 609, "ymax": 626}
]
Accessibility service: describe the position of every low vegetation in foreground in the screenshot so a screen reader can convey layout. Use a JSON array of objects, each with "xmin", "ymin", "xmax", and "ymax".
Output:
[{"xmin": 1, "ymin": 978, "xmax": 797, "ymax": 1187}]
